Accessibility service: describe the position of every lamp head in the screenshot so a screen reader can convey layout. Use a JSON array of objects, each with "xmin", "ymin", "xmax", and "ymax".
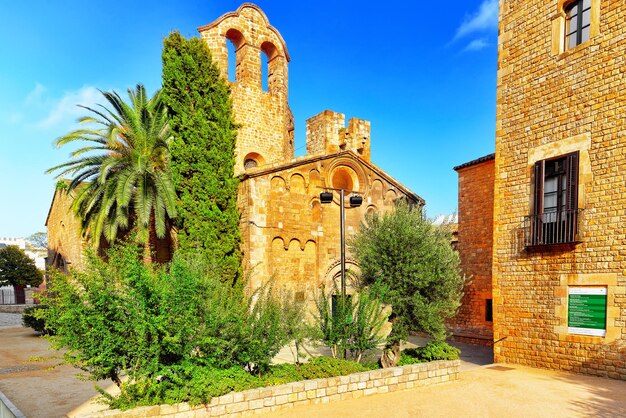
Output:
[{"xmin": 320, "ymin": 191, "xmax": 333, "ymax": 204}]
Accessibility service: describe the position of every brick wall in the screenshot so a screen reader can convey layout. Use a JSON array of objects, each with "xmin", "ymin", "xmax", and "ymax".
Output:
[
  {"xmin": 494, "ymin": 0, "xmax": 626, "ymax": 378},
  {"xmin": 78, "ymin": 360, "xmax": 459, "ymax": 418},
  {"xmin": 450, "ymin": 157, "xmax": 494, "ymax": 345}
]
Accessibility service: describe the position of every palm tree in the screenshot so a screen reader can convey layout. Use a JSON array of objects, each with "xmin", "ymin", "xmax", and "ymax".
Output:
[{"xmin": 47, "ymin": 84, "xmax": 176, "ymax": 262}]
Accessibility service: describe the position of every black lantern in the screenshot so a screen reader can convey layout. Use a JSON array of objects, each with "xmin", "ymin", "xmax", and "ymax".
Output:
[
  {"xmin": 320, "ymin": 191, "xmax": 333, "ymax": 204},
  {"xmin": 349, "ymin": 195, "xmax": 363, "ymax": 207}
]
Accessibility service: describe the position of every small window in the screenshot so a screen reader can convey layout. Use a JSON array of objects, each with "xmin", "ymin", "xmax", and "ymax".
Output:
[
  {"xmin": 485, "ymin": 299, "xmax": 493, "ymax": 322},
  {"xmin": 244, "ymin": 158, "xmax": 258, "ymax": 170},
  {"xmin": 565, "ymin": 0, "xmax": 591, "ymax": 50},
  {"xmin": 527, "ymin": 151, "xmax": 580, "ymax": 246}
]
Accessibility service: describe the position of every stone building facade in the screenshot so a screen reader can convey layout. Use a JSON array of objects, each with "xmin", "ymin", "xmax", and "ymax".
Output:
[
  {"xmin": 46, "ymin": 4, "xmax": 421, "ymax": 308},
  {"xmin": 46, "ymin": 187, "xmax": 85, "ymax": 272},
  {"xmin": 449, "ymin": 154, "xmax": 495, "ymax": 346},
  {"xmin": 201, "ymin": 4, "xmax": 421, "ymax": 304},
  {"xmin": 491, "ymin": 0, "xmax": 626, "ymax": 378}
]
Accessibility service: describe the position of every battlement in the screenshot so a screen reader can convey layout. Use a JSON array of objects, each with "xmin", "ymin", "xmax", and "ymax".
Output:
[{"xmin": 305, "ymin": 110, "xmax": 370, "ymax": 161}]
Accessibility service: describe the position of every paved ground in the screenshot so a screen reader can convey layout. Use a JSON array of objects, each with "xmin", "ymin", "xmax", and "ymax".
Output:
[
  {"xmin": 2, "ymin": 322, "xmax": 626, "ymax": 418},
  {"xmin": 0, "ymin": 325, "xmax": 110, "ymax": 418},
  {"xmin": 0, "ymin": 312, "xmax": 22, "ymax": 327},
  {"xmin": 269, "ymin": 364, "xmax": 626, "ymax": 417}
]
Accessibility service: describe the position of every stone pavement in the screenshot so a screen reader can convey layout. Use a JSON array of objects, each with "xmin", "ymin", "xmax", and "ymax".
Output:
[
  {"xmin": 269, "ymin": 364, "xmax": 626, "ymax": 418},
  {"xmin": 2, "ymin": 324, "xmax": 625, "ymax": 418},
  {"xmin": 0, "ymin": 325, "xmax": 110, "ymax": 418},
  {"xmin": 0, "ymin": 312, "xmax": 22, "ymax": 327}
]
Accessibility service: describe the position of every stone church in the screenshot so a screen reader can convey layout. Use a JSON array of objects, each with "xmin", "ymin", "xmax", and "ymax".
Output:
[{"xmin": 46, "ymin": 3, "xmax": 422, "ymax": 306}]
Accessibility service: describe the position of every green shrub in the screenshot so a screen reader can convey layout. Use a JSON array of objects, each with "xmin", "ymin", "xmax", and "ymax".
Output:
[
  {"xmin": 262, "ymin": 363, "xmax": 304, "ymax": 386},
  {"xmin": 298, "ymin": 357, "xmax": 369, "ymax": 379},
  {"xmin": 398, "ymin": 349, "xmax": 424, "ymax": 366},
  {"xmin": 107, "ymin": 365, "xmax": 261, "ymax": 409},
  {"xmin": 44, "ymin": 243, "xmax": 293, "ymax": 408},
  {"xmin": 22, "ymin": 305, "xmax": 52, "ymax": 335},
  {"xmin": 106, "ymin": 358, "xmax": 377, "ymax": 410},
  {"xmin": 399, "ymin": 342, "xmax": 460, "ymax": 366},
  {"xmin": 314, "ymin": 286, "xmax": 389, "ymax": 362},
  {"xmin": 416, "ymin": 341, "xmax": 460, "ymax": 361}
]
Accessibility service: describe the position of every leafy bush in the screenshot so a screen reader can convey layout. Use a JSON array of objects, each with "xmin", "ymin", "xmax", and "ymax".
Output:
[
  {"xmin": 314, "ymin": 286, "xmax": 389, "ymax": 362},
  {"xmin": 105, "ymin": 358, "xmax": 374, "ymax": 410},
  {"xmin": 298, "ymin": 357, "xmax": 370, "ymax": 379},
  {"xmin": 398, "ymin": 342, "xmax": 460, "ymax": 366},
  {"xmin": 44, "ymin": 243, "xmax": 293, "ymax": 407},
  {"xmin": 106, "ymin": 364, "xmax": 261, "ymax": 409},
  {"xmin": 22, "ymin": 305, "xmax": 52, "ymax": 335}
]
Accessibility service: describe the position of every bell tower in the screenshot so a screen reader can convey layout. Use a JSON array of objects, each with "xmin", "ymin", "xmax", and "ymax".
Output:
[{"xmin": 199, "ymin": 3, "xmax": 294, "ymax": 175}]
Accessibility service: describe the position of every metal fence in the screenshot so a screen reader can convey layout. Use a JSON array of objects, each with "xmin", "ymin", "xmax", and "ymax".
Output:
[{"xmin": 0, "ymin": 288, "xmax": 16, "ymax": 305}]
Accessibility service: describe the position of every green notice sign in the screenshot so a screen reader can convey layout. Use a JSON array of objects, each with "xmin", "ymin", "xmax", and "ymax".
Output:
[{"xmin": 568, "ymin": 287, "xmax": 607, "ymax": 337}]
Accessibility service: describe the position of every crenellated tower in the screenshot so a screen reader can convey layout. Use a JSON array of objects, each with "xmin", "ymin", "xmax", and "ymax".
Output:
[{"xmin": 198, "ymin": 3, "xmax": 294, "ymax": 174}]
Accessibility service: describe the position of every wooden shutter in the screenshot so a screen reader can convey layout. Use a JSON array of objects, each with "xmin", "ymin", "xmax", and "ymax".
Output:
[
  {"xmin": 565, "ymin": 151, "xmax": 579, "ymax": 211},
  {"xmin": 533, "ymin": 160, "xmax": 544, "ymax": 215}
]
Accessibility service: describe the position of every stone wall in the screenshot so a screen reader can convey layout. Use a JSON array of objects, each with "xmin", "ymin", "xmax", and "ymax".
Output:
[
  {"xmin": 199, "ymin": 4, "xmax": 293, "ymax": 175},
  {"xmin": 450, "ymin": 156, "xmax": 494, "ymax": 345},
  {"xmin": 45, "ymin": 188, "xmax": 85, "ymax": 272},
  {"xmin": 494, "ymin": 0, "xmax": 626, "ymax": 378},
  {"xmin": 79, "ymin": 360, "xmax": 459, "ymax": 418},
  {"xmin": 239, "ymin": 151, "xmax": 420, "ymax": 311},
  {"xmin": 305, "ymin": 110, "xmax": 371, "ymax": 161}
]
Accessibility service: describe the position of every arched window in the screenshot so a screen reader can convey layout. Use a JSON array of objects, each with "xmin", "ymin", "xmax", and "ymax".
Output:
[
  {"xmin": 225, "ymin": 29, "xmax": 244, "ymax": 82},
  {"xmin": 243, "ymin": 152, "xmax": 264, "ymax": 170},
  {"xmin": 244, "ymin": 159, "xmax": 258, "ymax": 169},
  {"xmin": 226, "ymin": 38, "xmax": 237, "ymax": 82},
  {"xmin": 260, "ymin": 41, "xmax": 278, "ymax": 94},
  {"xmin": 260, "ymin": 50, "xmax": 269, "ymax": 92}
]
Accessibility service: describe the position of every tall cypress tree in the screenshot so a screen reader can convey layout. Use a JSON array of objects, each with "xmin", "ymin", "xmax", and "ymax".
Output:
[{"xmin": 162, "ymin": 32, "xmax": 241, "ymax": 283}]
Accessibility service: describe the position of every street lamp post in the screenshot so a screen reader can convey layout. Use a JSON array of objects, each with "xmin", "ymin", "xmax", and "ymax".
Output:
[{"xmin": 319, "ymin": 187, "xmax": 363, "ymax": 359}]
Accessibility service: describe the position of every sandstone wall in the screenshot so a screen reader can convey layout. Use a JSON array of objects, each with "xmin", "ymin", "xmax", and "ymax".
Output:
[
  {"xmin": 79, "ymin": 360, "xmax": 460, "ymax": 418},
  {"xmin": 45, "ymin": 188, "xmax": 85, "ymax": 273},
  {"xmin": 494, "ymin": 0, "xmax": 626, "ymax": 378},
  {"xmin": 199, "ymin": 4, "xmax": 293, "ymax": 175},
  {"xmin": 239, "ymin": 152, "xmax": 418, "ymax": 311}
]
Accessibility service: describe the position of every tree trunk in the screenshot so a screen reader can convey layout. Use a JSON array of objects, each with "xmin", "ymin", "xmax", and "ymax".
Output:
[
  {"xmin": 143, "ymin": 241, "xmax": 152, "ymax": 265},
  {"xmin": 380, "ymin": 341, "xmax": 401, "ymax": 368},
  {"xmin": 14, "ymin": 284, "xmax": 26, "ymax": 305}
]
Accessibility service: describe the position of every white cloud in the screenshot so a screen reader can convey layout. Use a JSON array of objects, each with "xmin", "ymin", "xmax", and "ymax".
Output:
[
  {"xmin": 453, "ymin": 0, "xmax": 499, "ymax": 42},
  {"xmin": 24, "ymin": 83, "xmax": 47, "ymax": 106},
  {"xmin": 463, "ymin": 38, "xmax": 490, "ymax": 52},
  {"xmin": 37, "ymin": 86, "xmax": 101, "ymax": 129}
]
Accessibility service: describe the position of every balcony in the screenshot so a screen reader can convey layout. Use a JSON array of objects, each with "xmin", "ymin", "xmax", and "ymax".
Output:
[{"xmin": 524, "ymin": 209, "xmax": 583, "ymax": 248}]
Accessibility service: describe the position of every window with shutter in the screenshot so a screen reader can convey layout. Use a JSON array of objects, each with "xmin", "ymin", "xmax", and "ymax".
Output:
[{"xmin": 528, "ymin": 151, "xmax": 580, "ymax": 246}]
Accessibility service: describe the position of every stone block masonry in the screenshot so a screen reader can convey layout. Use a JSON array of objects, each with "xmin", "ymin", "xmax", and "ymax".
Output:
[
  {"xmin": 78, "ymin": 360, "xmax": 459, "ymax": 417},
  {"xmin": 493, "ymin": 0, "xmax": 626, "ymax": 378}
]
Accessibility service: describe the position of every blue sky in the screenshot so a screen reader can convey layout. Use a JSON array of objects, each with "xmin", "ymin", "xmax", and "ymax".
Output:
[{"xmin": 0, "ymin": 0, "xmax": 497, "ymax": 237}]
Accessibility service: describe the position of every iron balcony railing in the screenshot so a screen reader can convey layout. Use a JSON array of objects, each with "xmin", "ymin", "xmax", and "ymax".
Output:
[{"xmin": 524, "ymin": 209, "xmax": 583, "ymax": 247}]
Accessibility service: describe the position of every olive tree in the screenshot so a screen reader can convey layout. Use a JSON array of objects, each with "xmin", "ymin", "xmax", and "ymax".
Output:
[{"xmin": 349, "ymin": 202, "xmax": 464, "ymax": 366}]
